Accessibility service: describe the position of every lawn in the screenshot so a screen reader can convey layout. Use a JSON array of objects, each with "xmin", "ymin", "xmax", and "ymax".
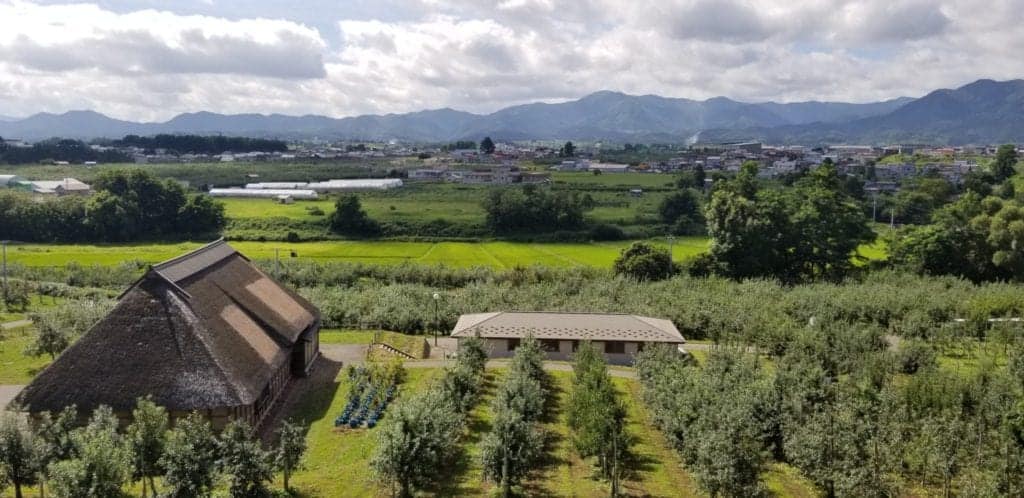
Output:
[
  {"xmin": 0, "ymin": 326, "xmax": 51, "ymax": 384},
  {"xmin": 283, "ymin": 367, "xmax": 444, "ymax": 497}
]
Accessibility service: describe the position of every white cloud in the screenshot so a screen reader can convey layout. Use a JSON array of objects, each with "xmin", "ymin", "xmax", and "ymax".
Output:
[{"xmin": 0, "ymin": 0, "xmax": 1022, "ymax": 121}]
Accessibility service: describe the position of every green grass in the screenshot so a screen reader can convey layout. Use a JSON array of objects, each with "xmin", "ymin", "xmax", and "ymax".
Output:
[
  {"xmin": 284, "ymin": 367, "xmax": 444, "ymax": 497},
  {"xmin": 5, "ymin": 239, "xmax": 711, "ymax": 269},
  {"xmin": 0, "ymin": 327, "xmax": 51, "ymax": 384},
  {"xmin": 527, "ymin": 370, "xmax": 703, "ymax": 497},
  {"xmin": 550, "ymin": 171, "xmax": 678, "ymax": 188}
]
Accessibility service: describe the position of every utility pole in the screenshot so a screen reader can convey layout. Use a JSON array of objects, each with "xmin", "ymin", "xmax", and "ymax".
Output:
[
  {"xmin": 432, "ymin": 292, "xmax": 441, "ymax": 346},
  {"xmin": 666, "ymin": 235, "xmax": 675, "ymax": 278},
  {"xmin": 1, "ymin": 240, "xmax": 7, "ymax": 304},
  {"xmin": 275, "ymin": 248, "xmax": 281, "ymax": 278},
  {"xmin": 871, "ymin": 193, "xmax": 877, "ymax": 222}
]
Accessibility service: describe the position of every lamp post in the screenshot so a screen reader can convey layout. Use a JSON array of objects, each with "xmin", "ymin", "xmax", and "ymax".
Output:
[
  {"xmin": 666, "ymin": 235, "xmax": 676, "ymax": 278},
  {"xmin": 432, "ymin": 292, "xmax": 441, "ymax": 346}
]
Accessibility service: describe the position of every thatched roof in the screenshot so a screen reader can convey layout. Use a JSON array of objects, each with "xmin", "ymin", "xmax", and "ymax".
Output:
[
  {"xmin": 450, "ymin": 312, "xmax": 684, "ymax": 343},
  {"xmin": 17, "ymin": 240, "xmax": 320, "ymax": 413}
]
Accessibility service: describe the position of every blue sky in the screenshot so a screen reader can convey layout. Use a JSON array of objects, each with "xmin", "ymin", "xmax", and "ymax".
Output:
[{"xmin": 0, "ymin": 0, "xmax": 1021, "ymax": 120}]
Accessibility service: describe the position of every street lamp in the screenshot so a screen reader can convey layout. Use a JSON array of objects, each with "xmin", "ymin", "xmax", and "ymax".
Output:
[
  {"xmin": 432, "ymin": 292, "xmax": 441, "ymax": 346},
  {"xmin": 666, "ymin": 235, "xmax": 676, "ymax": 278}
]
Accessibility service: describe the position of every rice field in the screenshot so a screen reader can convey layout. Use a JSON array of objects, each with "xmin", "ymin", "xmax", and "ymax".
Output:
[{"xmin": 5, "ymin": 238, "xmax": 714, "ymax": 269}]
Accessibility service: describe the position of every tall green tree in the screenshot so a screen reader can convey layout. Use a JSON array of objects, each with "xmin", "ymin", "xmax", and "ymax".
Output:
[
  {"xmin": 127, "ymin": 397, "xmax": 168, "ymax": 497},
  {"xmin": 561, "ymin": 141, "xmax": 575, "ymax": 157},
  {"xmin": 992, "ymin": 144, "xmax": 1020, "ymax": 181},
  {"xmin": 160, "ymin": 413, "xmax": 219, "ymax": 498},
  {"xmin": 48, "ymin": 406, "xmax": 131, "ymax": 498},
  {"xmin": 480, "ymin": 408, "xmax": 543, "ymax": 497},
  {"xmin": 480, "ymin": 137, "xmax": 496, "ymax": 155},
  {"xmin": 329, "ymin": 195, "xmax": 380, "ymax": 236},
  {"xmin": 274, "ymin": 419, "xmax": 307, "ymax": 494},
  {"xmin": 218, "ymin": 420, "xmax": 274, "ymax": 498},
  {"xmin": 0, "ymin": 411, "xmax": 44, "ymax": 498},
  {"xmin": 659, "ymin": 188, "xmax": 704, "ymax": 234}
]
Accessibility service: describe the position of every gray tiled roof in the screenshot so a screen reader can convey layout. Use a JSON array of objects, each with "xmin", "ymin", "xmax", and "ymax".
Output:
[{"xmin": 450, "ymin": 312, "xmax": 684, "ymax": 343}]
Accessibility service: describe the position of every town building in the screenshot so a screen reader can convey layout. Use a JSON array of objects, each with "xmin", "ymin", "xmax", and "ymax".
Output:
[
  {"xmin": 16, "ymin": 240, "xmax": 321, "ymax": 429},
  {"xmin": 450, "ymin": 311, "xmax": 686, "ymax": 365},
  {"xmin": 25, "ymin": 178, "xmax": 92, "ymax": 195}
]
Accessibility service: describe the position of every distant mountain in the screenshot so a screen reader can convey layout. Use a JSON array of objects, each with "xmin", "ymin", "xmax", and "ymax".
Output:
[
  {"xmin": 702, "ymin": 79, "xmax": 1024, "ymax": 145},
  {"xmin": 0, "ymin": 115, "xmax": 20, "ymax": 122},
  {"xmin": 1, "ymin": 80, "xmax": 1018, "ymax": 144}
]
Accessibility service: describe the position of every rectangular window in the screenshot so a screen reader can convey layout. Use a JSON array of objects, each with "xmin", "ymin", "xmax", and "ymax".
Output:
[
  {"xmin": 604, "ymin": 341, "xmax": 626, "ymax": 354},
  {"xmin": 571, "ymin": 340, "xmax": 580, "ymax": 352},
  {"xmin": 507, "ymin": 338, "xmax": 521, "ymax": 351},
  {"xmin": 541, "ymin": 339, "xmax": 560, "ymax": 352}
]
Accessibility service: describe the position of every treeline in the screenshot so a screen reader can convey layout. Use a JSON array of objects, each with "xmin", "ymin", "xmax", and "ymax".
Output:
[
  {"xmin": 484, "ymin": 186, "xmax": 591, "ymax": 233},
  {"xmin": 0, "ymin": 399, "xmax": 308, "ymax": 497},
  {"xmin": 297, "ymin": 269, "xmax": 1024, "ymax": 341},
  {"xmin": 888, "ymin": 145, "xmax": 1024, "ymax": 282},
  {"xmin": 637, "ymin": 329, "xmax": 1024, "ymax": 496},
  {"xmin": 0, "ymin": 169, "xmax": 225, "ymax": 242},
  {"xmin": 111, "ymin": 134, "xmax": 288, "ymax": 155},
  {"xmin": 0, "ymin": 138, "xmax": 131, "ymax": 165}
]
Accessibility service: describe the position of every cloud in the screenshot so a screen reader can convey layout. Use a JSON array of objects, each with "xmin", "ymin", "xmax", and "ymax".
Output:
[
  {"xmin": 0, "ymin": 1, "xmax": 327, "ymax": 78},
  {"xmin": 0, "ymin": 0, "xmax": 1022, "ymax": 122}
]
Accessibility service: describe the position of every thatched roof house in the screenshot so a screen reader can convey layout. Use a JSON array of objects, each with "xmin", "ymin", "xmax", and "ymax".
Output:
[{"xmin": 17, "ymin": 240, "xmax": 320, "ymax": 429}]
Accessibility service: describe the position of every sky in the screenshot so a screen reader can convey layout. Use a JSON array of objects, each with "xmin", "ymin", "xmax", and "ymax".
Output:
[{"xmin": 0, "ymin": 0, "xmax": 1022, "ymax": 121}]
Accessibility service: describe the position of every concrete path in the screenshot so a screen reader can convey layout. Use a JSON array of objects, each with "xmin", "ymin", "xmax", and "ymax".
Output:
[
  {"xmin": 0, "ymin": 385, "xmax": 25, "ymax": 408},
  {"xmin": 0, "ymin": 320, "xmax": 31, "ymax": 331}
]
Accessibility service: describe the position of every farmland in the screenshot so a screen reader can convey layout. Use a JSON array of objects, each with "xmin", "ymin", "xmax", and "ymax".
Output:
[{"xmin": 5, "ymin": 238, "xmax": 714, "ymax": 268}]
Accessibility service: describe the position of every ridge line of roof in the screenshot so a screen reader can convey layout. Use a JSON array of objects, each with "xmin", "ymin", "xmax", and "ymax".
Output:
[{"xmin": 151, "ymin": 238, "xmax": 231, "ymax": 272}]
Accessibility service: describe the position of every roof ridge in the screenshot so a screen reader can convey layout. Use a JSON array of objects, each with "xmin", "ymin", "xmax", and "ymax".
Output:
[{"xmin": 151, "ymin": 238, "xmax": 231, "ymax": 272}]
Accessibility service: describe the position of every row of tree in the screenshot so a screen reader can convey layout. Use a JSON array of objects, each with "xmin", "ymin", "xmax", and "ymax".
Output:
[
  {"xmin": 481, "ymin": 335, "xmax": 547, "ymax": 496},
  {"xmin": 0, "ymin": 169, "xmax": 225, "ymax": 242},
  {"xmin": 371, "ymin": 337, "xmax": 486, "ymax": 497},
  {"xmin": 0, "ymin": 138, "xmax": 131, "ymax": 165},
  {"xmin": 0, "ymin": 399, "xmax": 306, "ymax": 498},
  {"xmin": 111, "ymin": 135, "xmax": 288, "ymax": 155},
  {"xmin": 636, "ymin": 327, "xmax": 1024, "ymax": 497},
  {"xmin": 567, "ymin": 342, "xmax": 630, "ymax": 496}
]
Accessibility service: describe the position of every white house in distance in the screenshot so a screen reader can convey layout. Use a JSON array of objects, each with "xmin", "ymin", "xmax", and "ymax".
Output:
[{"xmin": 450, "ymin": 311, "xmax": 686, "ymax": 365}]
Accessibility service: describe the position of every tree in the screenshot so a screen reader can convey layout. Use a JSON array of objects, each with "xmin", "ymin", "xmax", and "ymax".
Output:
[
  {"xmin": 24, "ymin": 315, "xmax": 70, "ymax": 360},
  {"xmin": 484, "ymin": 187, "xmax": 589, "ymax": 233},
  {"xmin": 48, "ymin": 406, "xmax": 131, "ymax": 498},
  {"xmin": 2, "ymin": 279, "xmax": 31, "ymax": 312},
  {"xmin": 0, "ymin": 411, "xmax": 44, "ymax": 498},
  {"xmin": 274, "ymin": 419, "xmax": 307, "ymax": 494},
  {"xmin": 371, "ymin": 388, "xmax": 462, "ymax": 497},
  {"xmin": 659, "ymin": 188, "xmax": 704, "ymax": 234},
  {"xmin": 160, "ymin": 412, "xmax": 219, "ymax": 498},
  {"xmin": 704, "ymin": 162, "xmax": 872, "ymax": 283},
  {"xmin": 218, "ymin": 420, "xmax": 274, "ymax": 498},
  {"xmin": 329, "ymin": 195, "xmax": 380, "ymax": 236},
  {"xmin": 177, "ymin": 194, "xmax": 226, "ymax": 235},
  {"xmin": 480, "ymin": 137, "xmax": 496, "ymax": 155},
  {"xmin": 127, "ymin": 397, "xmax": 168, "ymax": 497},
  {"xmin": 992, "ymin": 144, "xmax": 1020, "ymax": 181},
  {"xmin": 568, "ymin": 342, "xmax": 631, "ymax": 495},
  {"xmin": 480, "ymin": 408, "xmax": 543, "ymax": 497},
  {"xmin": 613, "ymin": 242, "xmax": 674, "ymax": 281},
  {"xmin": 561, "ymin": 141, "xmax": 575, "ymax": 157},
  {"xmin": 35, "ymin": 405, "xmax": 79, "ymax": 497}
]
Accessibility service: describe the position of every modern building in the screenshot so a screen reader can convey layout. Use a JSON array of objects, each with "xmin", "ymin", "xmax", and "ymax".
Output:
[
  {"xmin": 209, "ymin": 188, "xmax": 319, "ymax": 200},
  {"xmin": 17, "ymin": 240, "xmax": 321, "ymax": 430},
  {"xmin": 450, "ymin": 312, "xmax": 686, "ymax": 365}
]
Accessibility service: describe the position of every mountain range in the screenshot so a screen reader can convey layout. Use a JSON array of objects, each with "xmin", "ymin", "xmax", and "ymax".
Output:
[{"xmin": 2, "ymin": 79, "xmax": 1023, "ymax": 145}]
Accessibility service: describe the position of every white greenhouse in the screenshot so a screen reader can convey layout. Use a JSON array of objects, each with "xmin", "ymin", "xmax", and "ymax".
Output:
[{"xmin": 208, "ymin": 188, "xmax": 319, "ymax": 200}]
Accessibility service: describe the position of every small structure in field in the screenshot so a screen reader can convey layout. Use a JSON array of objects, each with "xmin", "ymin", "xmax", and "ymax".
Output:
[
  {"xmin": 276, "ymin": 194, "xmax": 295, "ymax": 205},
  {"xmin": 450, "ymin": 311, "xmax": 685, "ymax": 365},
  {"xmin": 16, "ymin": 239, "xmax": 321, "ymax": 429}
]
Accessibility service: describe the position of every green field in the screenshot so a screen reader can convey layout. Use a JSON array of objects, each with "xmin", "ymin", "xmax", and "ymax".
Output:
[{"xmin": 6, "ymin": 238, "xmax": 713, "ymax": 269}]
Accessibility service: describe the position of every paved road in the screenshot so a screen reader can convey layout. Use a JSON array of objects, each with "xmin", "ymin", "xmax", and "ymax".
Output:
[{"xmin": 0, "ymin": 385, "xmax": 25, "ymax": 408}]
